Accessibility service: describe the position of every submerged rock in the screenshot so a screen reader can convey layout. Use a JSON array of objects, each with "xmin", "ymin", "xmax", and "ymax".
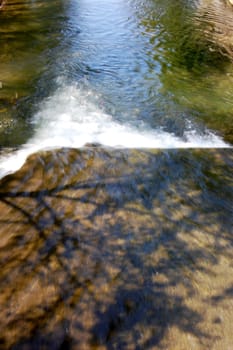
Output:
[
  {"xmin": 0, "ymin": 147, "xmax": 232, "ymax": 349},
  {"xmin": 195, "ymin": 0, "xmax": 233, "ymax": 60}
]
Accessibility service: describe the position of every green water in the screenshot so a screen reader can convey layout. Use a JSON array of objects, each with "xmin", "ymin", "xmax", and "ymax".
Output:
[
  {"xmin": 0, "ymin": 0, "xmax": 68, "ymax": 146},
  {"xmin": 0, "ymin": 0, "xmax": 233, "ymax": 147},
  {"xmin": 0, "ymin": 1, "xmax": 233, "ymax": 349}
]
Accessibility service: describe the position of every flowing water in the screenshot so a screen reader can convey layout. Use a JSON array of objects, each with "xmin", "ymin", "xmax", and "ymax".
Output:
[
  {"xmin": 0, "ymin": 0, "xmax": 233, "ymax": 349},
  {"xmin": 0, "ymin": 0, "xmax": 233, "ymax": 166}
]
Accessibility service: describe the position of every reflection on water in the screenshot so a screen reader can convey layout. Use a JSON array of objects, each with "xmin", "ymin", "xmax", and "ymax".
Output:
[
  {"xmin": 0, "ymin": 148, "xmax": 233, "ymax": 349},
  {"xmin": 0, "ymin": 0, "xmax": 69, "ymax": 146},
  {"xmin": 0, "ymin": 0, "xmax": 233, "ymax": 149},
  {"xmin": 137, "ymin": 0, "xmax": 233, "ymax": 142},
  {"xmin": 0, "ymin": 1, "xmax": 233, "ymax": 349}
]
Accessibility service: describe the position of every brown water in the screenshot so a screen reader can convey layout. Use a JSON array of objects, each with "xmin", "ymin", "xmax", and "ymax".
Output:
[{"xmin": 0, "ymin": 0, "xmax": 233, "ymax": 349}]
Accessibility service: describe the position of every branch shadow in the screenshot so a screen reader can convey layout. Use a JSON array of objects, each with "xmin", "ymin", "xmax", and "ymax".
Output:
[{"xmin": 0, "ymin": 147, "xmax": 232, "ymax": 349}]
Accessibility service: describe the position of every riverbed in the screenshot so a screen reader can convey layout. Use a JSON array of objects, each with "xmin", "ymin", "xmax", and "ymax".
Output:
[{"xmin": 0, "ymin": 0, "xmax": 233, "ymax": 349}]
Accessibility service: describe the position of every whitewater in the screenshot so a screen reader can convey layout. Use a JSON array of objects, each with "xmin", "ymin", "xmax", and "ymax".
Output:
[{"xmin": 0, "ymin": 81, "xmax": 230, "ymax": 179}]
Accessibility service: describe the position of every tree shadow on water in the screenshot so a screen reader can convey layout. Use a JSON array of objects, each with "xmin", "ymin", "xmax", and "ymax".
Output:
[{"xmin": 0, "ymin": 147, "xmax": 232, "ymax": 349}]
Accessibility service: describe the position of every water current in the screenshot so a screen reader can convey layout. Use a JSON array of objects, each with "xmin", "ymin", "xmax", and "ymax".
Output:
[
  {"xmin": 0, "ymin": 0, "xmax": 233, "ymax": 349},
  {"xmin": 0, "ymin": 0, "xmax": 233, "ymax": 177}
]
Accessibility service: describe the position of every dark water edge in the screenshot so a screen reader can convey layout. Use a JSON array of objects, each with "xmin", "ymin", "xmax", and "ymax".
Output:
[
  {"xmin": 0, "ymin": 147, "xmax": 232, "ymax": 349},
  {"xmin": 0, "ymin": 0, "xmax": 69, "ymax": 146}
]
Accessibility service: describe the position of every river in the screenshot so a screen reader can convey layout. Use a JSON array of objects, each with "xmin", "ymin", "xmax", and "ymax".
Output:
[{"xmin": 0, "ymin": 0, "xmax": 233, "ymax": 349}]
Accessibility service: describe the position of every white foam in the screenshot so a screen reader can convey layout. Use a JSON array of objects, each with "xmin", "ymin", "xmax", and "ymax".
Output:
[{"xmin": 0, "ymin": 82, "xmax": 230, "ymax": 178}]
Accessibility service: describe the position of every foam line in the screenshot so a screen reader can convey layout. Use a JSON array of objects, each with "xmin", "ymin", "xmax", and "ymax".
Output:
[{"xmin": 0, "ymin": 83, "xmax": 230, "ymax": 178}]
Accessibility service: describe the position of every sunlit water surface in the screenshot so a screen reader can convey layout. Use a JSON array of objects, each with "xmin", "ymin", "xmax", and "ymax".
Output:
[
  {"xmin": 0, "ymin": 0, "xmax": 233, "ymax": 177},
  {"xmin": 0, "ymin": 0, "xmax": 233, "ymax": 349}
]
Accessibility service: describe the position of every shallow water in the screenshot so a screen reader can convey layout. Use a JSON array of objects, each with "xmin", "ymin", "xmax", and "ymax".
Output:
[
  {"xmin": 0, "ymin": 0, "xmax": 233, "ymax": 349},
  {"xmin": 0, "ymin": 148, "xmax": 233, "ymax": 349}
]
